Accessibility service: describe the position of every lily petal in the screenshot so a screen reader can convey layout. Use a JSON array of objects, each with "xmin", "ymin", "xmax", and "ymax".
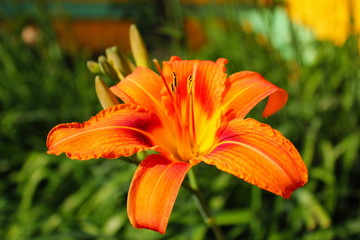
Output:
[
  {"xmin": 47, "ymin": 104, "xmax": 166, "ymax": 160},
  {"xmin": 127, "ymin": 154, "xmax": 192, "ymax": 234},
  {"xmin": 222, "ymin": 71, "xmax": 288, "ymax": 118},
  {"xmin": 162, "ymin": 57, "xmax": 228, "ymax": 118},
  {"xmin": 110, "ymin": 67, "xmax": 163, "ymax": 115},
  {"xmin": 201, "ymin": 118, "xmax": 307, "ymax": 198}
]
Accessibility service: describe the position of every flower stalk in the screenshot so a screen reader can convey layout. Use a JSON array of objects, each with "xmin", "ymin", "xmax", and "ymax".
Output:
[{"xmin": 186, "ymin": 169, "xmax": 225, "ymax": 240}]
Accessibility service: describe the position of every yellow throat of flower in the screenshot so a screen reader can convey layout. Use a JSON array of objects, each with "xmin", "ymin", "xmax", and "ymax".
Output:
[{"xmin": 154, "ymin": 60, "xmax": 219, "ymax": 162}]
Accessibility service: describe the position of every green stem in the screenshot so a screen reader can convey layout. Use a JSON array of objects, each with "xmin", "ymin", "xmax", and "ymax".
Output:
[{"xmin": 185, "ymin": 169, "xmax": 225, "ymax": 240}]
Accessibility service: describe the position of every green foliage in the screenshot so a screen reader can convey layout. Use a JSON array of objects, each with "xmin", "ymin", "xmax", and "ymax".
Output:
[{"xmin": 1, "ymin": 1, "xmax": 359, "ymax": 240}]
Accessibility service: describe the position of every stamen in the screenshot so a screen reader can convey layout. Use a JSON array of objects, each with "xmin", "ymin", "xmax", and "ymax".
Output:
[
  {"xmin": 171, "ymin": 72, "xmax": 178, "ymax": 93},
  {"xmin": 187, "ymin": 74, "xmax": 198, "ymax": 155},
  {"xmin": 189, "ymin": 61, "xmax": 200, "ymax": 156},
  {"xmin": 172, "ymin": 72, "xmax": 178, "ymax": 87},
  {"xmin": 153, "ymin": 59, "xmax": 172, "ymax": 95},
  {"xmin": 152, "ymin": 59, "xmax": 202, "ymax": 160},
  {"xmin": 187, "ymin": 75, "xmax": 194, "ymax": 94},
  {"xmin": 153, "ymin": 59, "xmax": 183, "ymax": 125},
  {"xmin": 190, "ymin": 96, "xmax": 198, "ymax": 154}
]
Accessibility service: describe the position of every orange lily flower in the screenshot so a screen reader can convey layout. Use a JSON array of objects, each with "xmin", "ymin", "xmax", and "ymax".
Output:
[{"xmin": 47, "ymin": 56, "xmax": 308, "ymax": 234}]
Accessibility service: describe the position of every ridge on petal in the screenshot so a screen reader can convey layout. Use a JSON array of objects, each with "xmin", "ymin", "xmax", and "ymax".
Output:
[
  {"xmin": 201, "ymin": 118, "xmax": 307, "ymax": 199},
  {"xmin": 46, "ymin": 104, "xmax": 166, "ymax": 160},
  {"xmin": 221, "ymin": 71, "xmax": 288, "ymax": 119},
  {"xmin": 128, "ymin": 154, "xmax": 192, "ymax": 234}
]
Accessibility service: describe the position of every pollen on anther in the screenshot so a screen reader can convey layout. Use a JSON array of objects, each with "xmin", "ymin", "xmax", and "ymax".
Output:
[
  {"xmin": 187, "ymin": 75, "xmax": 194, "ymax": 94},
  {"xmin": 172, "ymin": 72, "xmax": 178, "ymax": 87}
]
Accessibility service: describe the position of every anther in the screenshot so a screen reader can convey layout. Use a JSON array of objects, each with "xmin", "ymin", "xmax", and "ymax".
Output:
[
  {"xmin": 172, "ymin": 72, "xmax": 178, "ymax": 87},
  {"xmin": 187, "ymin": 75, "xmax": 194, "ymax": 94}
]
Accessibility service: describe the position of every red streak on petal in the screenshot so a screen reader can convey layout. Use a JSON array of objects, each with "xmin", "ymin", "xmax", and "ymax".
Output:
[{"xmin": 127, "ymin": 154, "xmax": 192, "ymax": 234}]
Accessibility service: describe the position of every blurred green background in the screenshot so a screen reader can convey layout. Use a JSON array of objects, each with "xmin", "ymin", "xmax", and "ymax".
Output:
[{"xmin": 1, "ymin": 0, "xmax": 359, "ymax": 239}]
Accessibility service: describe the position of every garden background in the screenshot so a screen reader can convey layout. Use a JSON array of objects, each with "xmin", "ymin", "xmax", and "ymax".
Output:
[{"xmin": 1, "ymin": 0, "xmax": 359, "ymax": 239}]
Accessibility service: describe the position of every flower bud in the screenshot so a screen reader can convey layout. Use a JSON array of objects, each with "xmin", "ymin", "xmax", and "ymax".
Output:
[
  {"xmin": 98, "ymin": 56, "xmax": 119, "ymax": 81},
  {"xmin": 106, "ymin": 46, "xmax": 135, "ymax": 78},
  {"xmin": 86, "ymin": 60, "xmax": 101, "ymax": 74},
  {"xmin": 130, "ymin": 24, "xmax": 149, "ymax": 68},
  {"xmin": 95, "ymin": 75, "xmax": 119, "ymax": 109}
]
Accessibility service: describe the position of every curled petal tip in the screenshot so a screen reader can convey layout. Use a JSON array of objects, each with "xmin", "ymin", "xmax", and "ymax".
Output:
[
  {"xmin": 170, "ymin": 56, "xmax": 182, "ymax": 61},
  {"xmin": 223, "ymin": 71, "xmax": 289, "ymax": 119},
  {"xmin": 262, "ymin": 89, "xmax": 288, "ymax": 118}
]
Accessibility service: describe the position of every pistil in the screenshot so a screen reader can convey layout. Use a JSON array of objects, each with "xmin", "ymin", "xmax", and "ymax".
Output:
[
  {"xmin": 187, "ymin": 75, "xmax": 198, "ymax": 156},
  {"xmin": 153, "ymin": 59, "xmax": 202, "ymax": 161}
]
